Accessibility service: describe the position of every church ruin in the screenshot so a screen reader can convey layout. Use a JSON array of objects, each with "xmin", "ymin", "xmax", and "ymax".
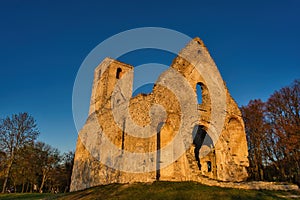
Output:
[{"xmin": 70, "ymin": 38, "xmax": 249, "ymax": 192}]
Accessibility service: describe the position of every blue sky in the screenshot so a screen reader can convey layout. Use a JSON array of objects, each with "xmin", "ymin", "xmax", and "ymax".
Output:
[{"xmin": 0, "ymin": 0, "xmax": 299, "ymax": 153}]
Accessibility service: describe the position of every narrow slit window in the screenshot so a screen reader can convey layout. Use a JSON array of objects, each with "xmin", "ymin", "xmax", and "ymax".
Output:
[
  {"xmin": 207, "ymin": 161, "xmax": 212, "ymax": 172},
  {"xmin": 196, "ymin": 83, "xmax": 203, "ymax": 104},
  {"xmin": 116, "ymin": 68, "xmax": 122, "ymax": 79}
]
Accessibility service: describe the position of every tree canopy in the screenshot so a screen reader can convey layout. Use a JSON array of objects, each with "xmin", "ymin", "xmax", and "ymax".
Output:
[
  {"xmin": 241, "ymin": 80, "xmax": 300, "ymax": 185},
  {"xmin": 0, "ymin": 113, "xmax": 74, "ymax": 193}
]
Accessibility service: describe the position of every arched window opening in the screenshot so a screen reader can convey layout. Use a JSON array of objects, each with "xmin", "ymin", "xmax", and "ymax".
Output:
[
  {"xmin": 207, "ymin": 161, "xmax": 212, "ymax": 172},
  {"xmin": 116, "ymin": 68, "xmax": 122, "ymax": 79},
  {"xmin": 196, "ymin": 83, "xmax": 203, "ymax": 104}
]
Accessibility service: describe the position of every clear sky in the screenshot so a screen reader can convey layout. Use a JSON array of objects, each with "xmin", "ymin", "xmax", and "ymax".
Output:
[{"xmin": 0, "ymin": 0, "xmax": 299, "ymax": 153}]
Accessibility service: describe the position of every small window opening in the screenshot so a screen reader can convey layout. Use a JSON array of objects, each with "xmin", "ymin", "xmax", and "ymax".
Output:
[
  {"xmin": 207, "ymin": 161, "xmax": 212, "ymax": 172},
  {"xmin": 196, "ymin": 83, "xmax": 203, "ymax": 104},
  {"xmin": 116, "ymin": 68, "xmax": 122, "ymax": 79}
]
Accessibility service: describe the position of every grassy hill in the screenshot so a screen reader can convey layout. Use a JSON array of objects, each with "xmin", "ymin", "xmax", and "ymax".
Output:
[{"xmin": 0, "ymin": 181, "xmax": 299, "ymax": 200}]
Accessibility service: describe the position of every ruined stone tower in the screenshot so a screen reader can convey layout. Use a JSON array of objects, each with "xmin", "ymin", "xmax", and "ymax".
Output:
[{"xmin": 70, "ymin": 38, "xmax": 249, "ymax": 191}]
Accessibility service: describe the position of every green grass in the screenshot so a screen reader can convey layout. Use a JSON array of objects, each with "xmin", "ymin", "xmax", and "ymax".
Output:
[
  {"xmin": 0, "ymin": 182, "xmax": 299, "ymax": 200},
  {"xmin": 0, "ymin": 192, "xmax": 56, "ymax": 200}
]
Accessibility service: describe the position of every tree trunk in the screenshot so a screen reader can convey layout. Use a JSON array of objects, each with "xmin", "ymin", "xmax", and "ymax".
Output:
[
  {"xmin": 39, "ymin": 173, "xmax": 47, "ymax": 193},
  {"xmin": 1, "ymin": 158, "xmax": 13, "ymax": 193},
  {"xmin": 21, "ymin": 180, "xmax": 25, "ymax": 193},
  {"xmin": 2, "ymin": 177, "xmax": 8, "ymax": 193},
  {"xmin": 260, "ymin": 168, "xmax": 264, "ymax": 180},
  {"xmin": 64, "ymin": 186, "xmax": 67, "ymax": 193},
  {"xmin": 26, "ymin": 181, "xmax": 29, "ymax": 193}
]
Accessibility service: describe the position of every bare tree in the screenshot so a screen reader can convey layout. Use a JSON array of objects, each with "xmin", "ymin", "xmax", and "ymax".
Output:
[{"xmin": 0, "ymin": 113, "xmax": 39, "ymax": 193}]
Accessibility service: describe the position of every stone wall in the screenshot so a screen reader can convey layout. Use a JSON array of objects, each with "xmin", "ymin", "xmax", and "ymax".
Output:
[{"xmin": 70, "ymin": 38, "xmax": 249, "ymax": 192}]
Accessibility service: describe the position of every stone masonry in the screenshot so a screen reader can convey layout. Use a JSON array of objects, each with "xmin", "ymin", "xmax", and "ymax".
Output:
[{"xmin": 70, "ymin": 38, "xmax": 249, "ymax": 191}]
